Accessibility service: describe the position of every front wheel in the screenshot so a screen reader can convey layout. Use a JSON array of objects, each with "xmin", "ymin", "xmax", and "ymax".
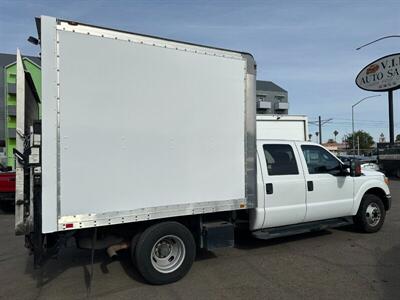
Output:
[
  {"xmin": 134, "ymin": 221, "xmax": 196, "ymax": 285},
  {"xmin": 354, "ymin": 194, "xmax": 386, "ymax": 233}
]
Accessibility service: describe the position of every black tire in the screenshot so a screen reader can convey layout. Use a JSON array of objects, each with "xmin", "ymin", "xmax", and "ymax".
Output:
[
  {"xmin": 134, "ymin": 221, "xmax": 196, "ymax": 285},
  {"xmin": 354, "ymin": 194, "xmax": 386, "ymax": 233},
  {"xmin": 130, "ymin": 231, "xmax": 142, "ymax": 266}
]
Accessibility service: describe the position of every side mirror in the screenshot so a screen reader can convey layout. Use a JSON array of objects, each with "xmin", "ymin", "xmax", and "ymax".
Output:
[
  {"xmin": 350, "ymin": 159, "xmax": 362, "ymax": 177},
  {"xmin": 338, "ymin": 161, "xmax": 350, "ymax": 176},
  {"xmin": 342, "ymin": 161, "xmax": 351, "ymax": 169}
]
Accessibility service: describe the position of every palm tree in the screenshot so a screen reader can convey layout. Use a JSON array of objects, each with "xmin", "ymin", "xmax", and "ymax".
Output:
[{"xmin": 333, "ymin": 130, "xmax": 339, "ymax": 142}]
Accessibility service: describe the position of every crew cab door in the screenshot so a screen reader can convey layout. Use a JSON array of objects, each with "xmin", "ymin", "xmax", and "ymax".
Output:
[
  {"xmin": 296, "ymin": 142, "xmax": 354, "ymax": 222},
  {"xmin": 258, "ymin": 141, "xmax": 307, "ymax": 228}
]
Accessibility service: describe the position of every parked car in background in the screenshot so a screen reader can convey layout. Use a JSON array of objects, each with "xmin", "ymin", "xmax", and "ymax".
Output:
[
  {"xmin": 377, "ymin": 142, "xmax": 400, "ymax": 177},
  {"xmin": 337, "ymin": 155, "xmax": 380, "ymax": 172},
  {"xmin": 0, "ymin": 164, "xmax": 15, "ymax": 208}
]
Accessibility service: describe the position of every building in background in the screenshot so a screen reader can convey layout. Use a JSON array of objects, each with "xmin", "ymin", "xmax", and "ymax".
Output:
[
  {"xmin": 0, "ymin": 53, "xmax": 41, "ymax": 168},
  {"xmin": 321, "ymin": 141, "xmax": 348, "ymax": 155},
  {"xmin": 256, "ymin": 80, "xmax": 288, "ymax": 115}
]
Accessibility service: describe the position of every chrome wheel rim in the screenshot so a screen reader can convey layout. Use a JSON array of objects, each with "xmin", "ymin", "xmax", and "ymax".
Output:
[
  {"xmin": 365, "ymin": 202, "xmax": 381, "ymax": 227},
  {"xmin": 151, "ymin": 235, "xmax": 185, "ymax": 273}
]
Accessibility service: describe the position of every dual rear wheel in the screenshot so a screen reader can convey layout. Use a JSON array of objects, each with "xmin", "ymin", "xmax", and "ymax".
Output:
[{"xmin": 131, "ymin": 221, "xmax": 196, "ymax": 285}]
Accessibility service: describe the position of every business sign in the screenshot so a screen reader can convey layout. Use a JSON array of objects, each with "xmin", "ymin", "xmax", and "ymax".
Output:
[{"xmin": 356, "ymin": 53, "xmax": 400, "ymax": 92}]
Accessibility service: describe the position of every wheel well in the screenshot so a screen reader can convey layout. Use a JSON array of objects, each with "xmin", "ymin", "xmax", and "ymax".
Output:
[{"xmin": 365, "ymin": 188, "xmax": 389, "ymax": 210}]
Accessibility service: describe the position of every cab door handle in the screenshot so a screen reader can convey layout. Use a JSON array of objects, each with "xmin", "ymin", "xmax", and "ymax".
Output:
[
  {"xmin": 307, "ymin": 181, "xmax": 314, "ymax": 191},
  {"xmin": 266, "ymin": 183, "xmax": 273, "ymax": 194}
]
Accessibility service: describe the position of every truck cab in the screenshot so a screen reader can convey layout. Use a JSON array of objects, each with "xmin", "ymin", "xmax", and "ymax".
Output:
[{"xmin": 250, "ymin": 139, "xmax": 391, "ymax": 234}]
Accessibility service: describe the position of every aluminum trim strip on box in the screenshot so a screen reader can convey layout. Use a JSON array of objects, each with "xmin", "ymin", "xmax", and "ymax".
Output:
[
  {"xmin": 58, "ymin": 198, "xmax": 251, "ymax": 231},
  {"xmin": 40, "ymin": 16, "xmax": 59, "ymax": 233},
  {"xmin": 243, "ymin": 60, "xmax": 257, "ymax": 209},
  {"xmin": 56, "ymin": 21, "xmax": 243, "ymax": 61}
]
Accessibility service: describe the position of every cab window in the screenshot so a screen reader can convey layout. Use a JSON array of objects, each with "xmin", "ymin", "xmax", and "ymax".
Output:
[
  {"xmin": 301, "ymin": 145, "xmax": 341, "ymax": 174},
  {"xmin": 263, "ymin": 144, "xmax": 299, "ymax": 175}
]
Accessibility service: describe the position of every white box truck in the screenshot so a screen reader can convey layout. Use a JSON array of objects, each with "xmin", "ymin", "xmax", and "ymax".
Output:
[{"xmin": 16, "ymin": 16, "xmax": 391, "ymax": 285}]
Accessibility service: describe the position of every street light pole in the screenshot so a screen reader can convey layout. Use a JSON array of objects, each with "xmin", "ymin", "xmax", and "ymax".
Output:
[
  {"xmin": 351, "ymin": 95, "xmax": 381, "ymax": 155},
  {"xmin": 356, "ymin": 35, "xmax": 400, "ymax": 50},
  {"xmin": 352, "ymin": 106, "xmax": 355, "ymax": 153}
]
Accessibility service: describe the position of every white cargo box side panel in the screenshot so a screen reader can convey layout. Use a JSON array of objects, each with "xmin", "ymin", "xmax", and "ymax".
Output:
[{"xmin": 48, "ymin": 24, "xmax": 248, "ymax": 231}]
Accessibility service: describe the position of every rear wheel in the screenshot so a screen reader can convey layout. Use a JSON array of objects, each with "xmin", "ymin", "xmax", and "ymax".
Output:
[
  {"xmin": 134, "ymin": 221, "xmax": 196, "ymax": 285},
  {"xmin": 354, "ymin": 194, "xmax": 386, "ymax": 233},
  {"xmin": 130, "ymin": 231, "xmax": 142, "ymax": 266}
]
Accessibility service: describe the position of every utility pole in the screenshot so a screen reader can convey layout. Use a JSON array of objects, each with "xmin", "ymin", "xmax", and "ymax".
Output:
[
  {"xmin": 389, "ymin": 90, "xmax": 394, "ymax": 144},
  {"xmin": 309, "ymin": 117, "xmax": 332, "ymax": 144},
  {"xmin": 357, "ymin": 135, "xmax": 360, "ymax": 156},
  {"xmin": 318, "ymin": 116, "xmax": 322, "ymax": 144}
]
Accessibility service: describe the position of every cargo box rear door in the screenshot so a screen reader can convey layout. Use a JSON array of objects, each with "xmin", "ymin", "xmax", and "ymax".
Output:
[{"xmin": 15, "ymin": 49, "xmax": 40, "ymax": 235}]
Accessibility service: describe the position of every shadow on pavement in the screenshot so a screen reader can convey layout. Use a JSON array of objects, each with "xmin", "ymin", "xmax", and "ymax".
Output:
[
  {"xmin": 234, "ymin": 229, "xmax": 332, "ymax": 250},
  {"xmin": 112, "ymin": 250, "xmax": 147, "ymax": 284},
  {"xmin": 377, "ymin": 244, "xmax": 400, "ymax": 298},
  {"xmin": 196, "ymin": 249, "xmax": 218, "ymax": 261},
  {"xmin": 334, "ymin": 224, "xmax": 361, "ymax": 233},
  {"xmin": 26, "ymin": 247, "xmax": 107, "ymax": 286},
  {"xmin": 25, "ymin": 244, "xmax": 147, "ymax": 293}
]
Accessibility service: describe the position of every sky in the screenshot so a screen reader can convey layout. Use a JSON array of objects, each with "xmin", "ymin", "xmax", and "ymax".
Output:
[{"xmin": 1, "ymin": 0, "xmax": 399, "ymax": 143}]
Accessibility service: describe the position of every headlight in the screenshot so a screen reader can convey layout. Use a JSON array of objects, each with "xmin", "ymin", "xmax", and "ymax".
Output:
[{"xmin": 384, "ymin": 176, "xmax": 390, "ymax": 185}]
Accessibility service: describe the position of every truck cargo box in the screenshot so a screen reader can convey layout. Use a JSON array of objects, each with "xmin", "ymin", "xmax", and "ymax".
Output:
[
  {"xmin": 15, "ymin": 16, "xmax": 257, "ymax": 234},
  {"xmin": 256, "ymin": 115, "xmax": 308, "ymax": 141}
]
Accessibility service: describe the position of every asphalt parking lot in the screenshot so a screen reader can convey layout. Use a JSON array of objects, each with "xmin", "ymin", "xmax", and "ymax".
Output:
[{"xmin": 1, "ymin": 182, "xmax": 399, "ymax": 300}]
